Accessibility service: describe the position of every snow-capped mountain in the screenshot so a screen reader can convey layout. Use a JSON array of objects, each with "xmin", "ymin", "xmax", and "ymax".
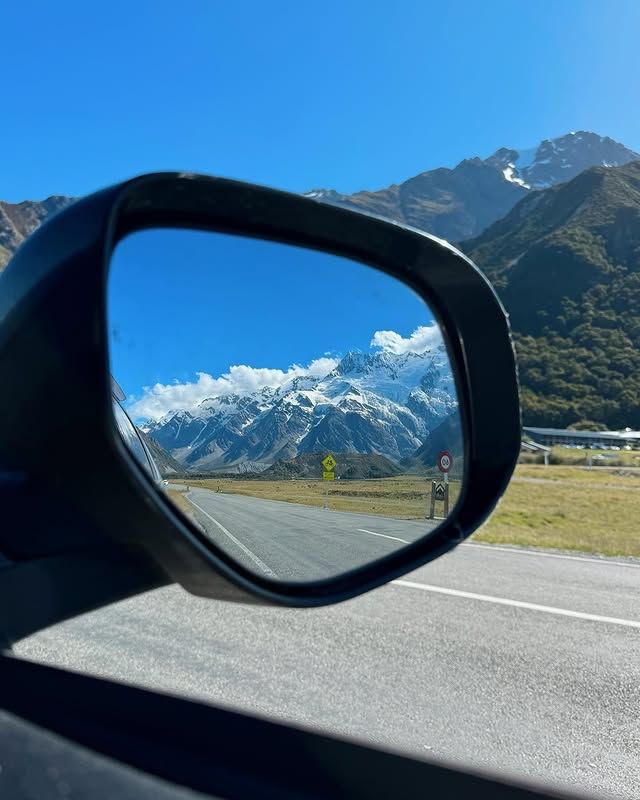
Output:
[
  {"xmin": 144, "ymin": 346, "xmax": 457, "ymax": 472},
  {"xmin": 305, "ymin": 131, "xmax": 639, "ymax": 241},
  {"xmin": 484, "ymin": 132, "xmax": 638, "ymax": 190}
]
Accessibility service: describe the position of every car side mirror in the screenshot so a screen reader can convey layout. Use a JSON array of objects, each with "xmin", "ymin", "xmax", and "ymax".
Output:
[{"xmin": 0, "ymin": 173, "xmax": 520, "ymax": 607}]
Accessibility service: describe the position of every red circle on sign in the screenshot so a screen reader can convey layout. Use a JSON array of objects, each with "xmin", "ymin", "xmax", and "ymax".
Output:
[{"xmin": 437, "ymin": 450, "xmax": 453, "ymax": 473}]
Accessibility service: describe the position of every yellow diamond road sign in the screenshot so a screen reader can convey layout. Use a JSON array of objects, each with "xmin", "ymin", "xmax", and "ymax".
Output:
[
  {"xmin": 323, "ymin": 471, "xmax": 335, "ymax": 481},
  {"xmin": 321, "ymin": 454, "xmax": 337, "ymax": 471}
]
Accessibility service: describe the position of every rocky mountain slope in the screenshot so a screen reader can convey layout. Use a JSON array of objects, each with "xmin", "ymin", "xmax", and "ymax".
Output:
[
  {"xmin": 306, "ymin": 132, "xmax": 638, "ymax": 241},
  {"xmin": 463, "ymin": 160, "xmax": 640, "ymax": 429},
  {"xmin": 138, "ymin": 429, "xmax": 185, "ymax": 476},
  {"xmin": 145, "ymin": 345, "xmax": 458, "ymax": 472},
  {"xmin": 0, "ymin": 196, "xmax": 72, "ymax": 270},
  {"xmin": 401, "ymin": 412, "xmax": 464, "ymax": 474}
]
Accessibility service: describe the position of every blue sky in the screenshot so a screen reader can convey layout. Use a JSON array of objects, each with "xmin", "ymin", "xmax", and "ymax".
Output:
[
  {"xmin": 2, "ymin": 1, "xmax": 639, "ymax": 203},
  {"xmin": 109, "ymin": 230, "xmax": 438, "ymax": 419}
]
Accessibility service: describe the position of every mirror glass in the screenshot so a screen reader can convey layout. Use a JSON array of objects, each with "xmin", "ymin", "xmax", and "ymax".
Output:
[{"xmin": 108, "ymin": 229, "xmax": 464, "ymax": 583}]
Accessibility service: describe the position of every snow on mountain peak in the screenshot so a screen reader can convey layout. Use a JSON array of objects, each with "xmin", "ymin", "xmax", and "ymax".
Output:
[
  {"xmin": 140, "ymin": 330, "xmax": 458, "ymax": 472},
  {"xmin": 489, "ymin": 131, "xmax": 640, "ymax": 191},
  {"xmin": 502, "ymin": 164, "xmax": 530, "ymax": 189}
]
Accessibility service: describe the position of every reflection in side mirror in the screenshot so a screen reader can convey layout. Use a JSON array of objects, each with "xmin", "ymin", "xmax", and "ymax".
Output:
[{"xmin": 108, "ymin": 230, "xmax": 464, "ymax": 583}]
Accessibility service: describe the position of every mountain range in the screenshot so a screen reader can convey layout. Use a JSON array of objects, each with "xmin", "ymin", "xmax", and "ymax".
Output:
[
  {"xmin": 2, "ymin": 132, "xmax": 635, "ymax": 271},
  {"xmin": 1, "ymin": 129, "xmax": 639, "ymax": 448},
  {"xmin": 144, "ymin": 345, "xmax": 458, "ymax": 472},
  {"xmin": 306, "ymin": 131, "xmax": 639, "ymax": 242}
]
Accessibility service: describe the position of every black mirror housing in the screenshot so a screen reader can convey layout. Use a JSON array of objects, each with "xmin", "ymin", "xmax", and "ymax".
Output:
[{"xmin": 0, "ymin": 173, "xmax": 520, "ymax": 608}]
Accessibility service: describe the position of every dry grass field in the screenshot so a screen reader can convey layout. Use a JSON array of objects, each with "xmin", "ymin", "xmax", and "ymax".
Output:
[
  {"xmin": 175, "ymin": 464, "xmax": 640, "ymax": 558},
  {"xmin": 181, "ymin": 475, "xmax": 461, "ymax": 519}
]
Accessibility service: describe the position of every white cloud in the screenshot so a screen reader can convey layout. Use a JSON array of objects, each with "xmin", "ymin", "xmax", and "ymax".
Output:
[
  {"xmin": 370, "ymin": 324, "xmax": 443, "ymax": 355},
  {"xmin": 126, "ymin": 326, "xmax": 442, "ymax": 422},
  {"xmin": 127, "ymin": 356, "xmax": 339, "ymax": 421}
]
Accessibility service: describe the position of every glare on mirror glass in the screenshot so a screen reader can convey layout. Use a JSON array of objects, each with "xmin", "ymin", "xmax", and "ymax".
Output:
[{"xmin": 108, "ymin": 230, "xmax": 463, "ymax": 583}]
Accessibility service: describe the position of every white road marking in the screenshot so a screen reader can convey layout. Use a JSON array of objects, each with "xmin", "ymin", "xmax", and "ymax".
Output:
[
  {"xmin": 462, "ymin": 542, "xmax": 640, "ymax": 568},
  {"xmin": 355, "ymin": 529, "xmax": 640, "ymax": 570},
  {"xmin": 357, "ymin": 528, "xmax": 410, "ymax": 544},
  {"xmin": 392, "ymin": 580, "xmax": 640, "ymax": 629},
  {"xmin": 186, "ymin": 494, "xmax": 277, "ymax": 578}
]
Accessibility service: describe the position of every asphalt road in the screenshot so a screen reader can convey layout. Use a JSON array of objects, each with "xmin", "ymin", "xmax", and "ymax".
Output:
[
  {"xmin": 184, "ymin": 487, "xmax": 440, "ymax": 581},
  {"xmin": 14, "ymin": 493, "xmax": 640, "ymax": 799}
]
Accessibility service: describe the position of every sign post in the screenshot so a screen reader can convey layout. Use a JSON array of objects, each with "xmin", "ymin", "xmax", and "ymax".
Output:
[{"xmin": 321, "ymin": 454, "xmax": 337, "ymax": 509}]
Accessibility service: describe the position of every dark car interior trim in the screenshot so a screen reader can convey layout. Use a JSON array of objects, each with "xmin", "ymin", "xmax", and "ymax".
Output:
[{"xmin": 0, "ymin": 654, "xmax": 574, "ymax": 800}]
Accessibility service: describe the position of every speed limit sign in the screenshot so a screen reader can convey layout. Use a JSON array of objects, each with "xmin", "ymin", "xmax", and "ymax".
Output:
[{"xmin": 437, "ymin": 450, "xmax": 453, "ymax": 473}]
